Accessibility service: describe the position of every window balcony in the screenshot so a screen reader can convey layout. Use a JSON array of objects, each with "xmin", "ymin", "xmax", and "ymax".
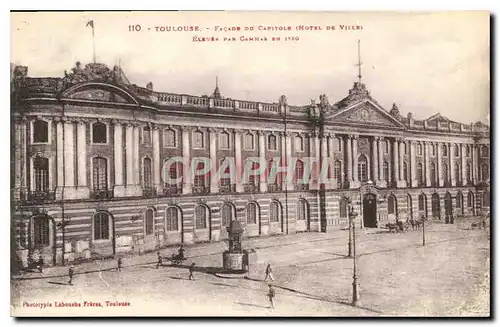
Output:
[
  {"xmin": 219, "ymin": 184, "xmax": 236, "ymax": 193},
  {"xmin": 142, "ymin": 187, "xmax": 157, "ymax": 197},
  {"xmin": 25, "ymin": 191, "xmax": 55, "ymax": 204},
  {"xmin": 244, "ymin": 183, "xmax": 259, "ymax": 193},
  {"xmin": 90, "ymin": 189, "xmax": 114, "ymax": 200},
  {"xmin": 192, "ymin": 186, "xmax": 210, "ymax": 195},
  {"xmin": 267, "ymin": 184, "xmax": 282, "ymax": 192},
  {"xmin": 294, "ymin": 184, "xmax": 309, "ymax": 191},
  {"xmin": 163, "ymin": 185, "xmax": 182, "ymax": 196}
]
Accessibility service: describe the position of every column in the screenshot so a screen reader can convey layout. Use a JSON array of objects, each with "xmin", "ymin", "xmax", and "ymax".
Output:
[
  {"xmin": 378, "ymin": 137, "xmax": 386, "ymax": 188},
  {"xmin": 410, "ymin": 140, "xmax": 417, "ymax": 187},
  {"xmin": 234, "ymin": 130, "xmax": 243, "ymax": 193},
  {"xmin": 424, "ymin": 142, "xmax": 431, "ymax": 187},
  {"xmin": 320, "ymin": 133, "xmax": 328, "ymax": 189},
  {"xmin": 258, "ymin": 131, "xmax": 267, "ymax": 192},
  {"xmin": 125, "ymin": 124, "xmax": 135, "ymax": 194},
  {"xmin": 308, "ymin": 131, "xmax": 320, "ymax": 190},
  {"xmin": 346, "ymin": 136, "xmax": 353, "ymax": 186},
  {"xmin": 55, "ymin": 118, "xmax": 64, "ymax": 198},
  {"xmin": 113, "ymin": 121, "xmax": 126, "ymax": 197},
  {"xmin": 352, "ymin": 135, "xmax": 359, "ymax": 188},
  {"xmin": 152, "ymin": 125, "xmax": 161, "ymax": 191},
  {"xmin": 371, "ymin": 137, "xmax": 379, "ymax": 184},
  {"xmin": 63, "ymin": 119, "xmax": 77, "ymax": 198},
  {"xmin": 327, "ymin": 134, "xmax": 335, "ymax": 189},
  {"xmin": 285, "ymin": 132, "xmax": 293, "ymax": 190},
  {"xmin": 209, "ymin": 128, "xmax": 219, "ymax": 194},
  {"xmin": 20, "ymin": 117, "xmax": 28, "ymax": 195},
  {"xmin": 182, "ymin": 127, "xmax": 191, "ymax": 194},
  {"xmin": 399, "ymin": 140, "xmax": 405, "ymax": 187},
  {"xmin": 393, "ymin": 138, "xmax": 399, "ymax": 187},
  {"xmin": 461, "ymin": 144, "xmax": 467, "ymax": 186},
  {"xmin": 437, "ymin": 142, "xmax": 443, "ymax": 187},
  {"xmin": 133, "ymin": 125, "xmax": 140, "ymax": 188},
  {"xmin": 13, "ymin": 119, "xmax": 21, "ymax": 199},
  {"xmin": 450, "ymin": 143, "xmax": 456, "ymax": 186},
  {"xmin": 76, "ymin": 120, "xmax": 90, "ymax": 198},
  {"xmin": 472, "ymin": 144, "xmax": 479, "ymax": 185}
]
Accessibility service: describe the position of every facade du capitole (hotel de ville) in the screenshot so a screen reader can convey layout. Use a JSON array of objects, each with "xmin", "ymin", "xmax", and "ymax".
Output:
[{"xmin": 10, "ymin": 60, "xmax": 490, "ymax": 267}]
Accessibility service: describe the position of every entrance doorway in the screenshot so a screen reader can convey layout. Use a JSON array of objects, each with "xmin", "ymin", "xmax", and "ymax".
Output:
[
  {"xmin": 445, "ymin": 192, "xmax": 453, "ymax": 223},
  {"xmin": 363, "ymin": 193, "xmax": 377, "ymax": 228},
  {"xmin": 432, "ymin": 193, "xmax": 441, "ymax": 219}
]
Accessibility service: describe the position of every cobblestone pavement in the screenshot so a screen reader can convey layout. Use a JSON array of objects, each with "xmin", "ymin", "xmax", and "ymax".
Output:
[{"xmin": 11, "ymin": 221, "xmax": 490, "ymax": 317}]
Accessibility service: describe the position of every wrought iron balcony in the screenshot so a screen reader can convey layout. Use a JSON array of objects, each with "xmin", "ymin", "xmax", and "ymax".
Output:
[
  {"xmin": 90, "ymin": 189, "xmax": 114, "ymax": 200},
  {"xmin": 294, "ymin": 184, "xmax": 309, "ymax": 191},
  {"xmin": 192, "ymin": 186, "xmax": 209, "ymax": 195},
  {"xmin": 219, "ymin": 184, "xmax": 236, "ymax": 193},
  {"xmin": 25, "ymin": 191, "xmax": 56, "ymax": 204},
  {"xmin": 244, "ymin": 183, "xmax": 258, "ymax": 193},
  {"xmin": 267, "ymin": 184, "xmax": 282, "ymax": 192},
  {"xmin": 142, "ymin": 187, "xmax": 157, "ymax": 197},
  {"xmin": 163, "ymin": 185, "xmax": 182, "ymax": 196}
]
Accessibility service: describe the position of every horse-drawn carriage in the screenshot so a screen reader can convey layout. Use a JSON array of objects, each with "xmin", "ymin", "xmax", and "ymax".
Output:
[{"xmin": 384, "ymin": 217, "xmax": 426, "ymax": 233}]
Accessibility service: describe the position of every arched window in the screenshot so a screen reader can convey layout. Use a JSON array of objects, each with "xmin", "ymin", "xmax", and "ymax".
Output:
[
  {"xmin": 219, "ymin": 159, "xmax": 231, "ymax": 187},
  {"xmin": 454, "ymin": 163, "xmax": 460, "ymax": 184},
  {"xmin": 166, "ymin": 161, "xmax": 182, "ymax": 186},
  {"xmin": 142, "ymin": 125, "xmax": 151, "ymax": 144},
  {"xmin": 467, "ymin": 192, "xmax": 473, "ymax": 207},
  {"xmin": 417, "ymin": 143, "xmax": 423, "ymax": 156},
  {"xmin": 92, "ymin": 122, "xmax": 107, "ymax": 144},
  {"xmin": 33, "ymin": 120, "xmax": 49, "ymax": 143},
  {"xmin": 270, "ymin": 201, "xmax": 280, "ymax": 222},
  {"xmin": 454, "ymin": 145, "xmax": 459, "ymax": 157},
  {"xmin": 295, "ymin": 160, "xmax": 304, "ymax": 183},
  {"xmin": 219, "ymin": 131, "xmax": 230, "ymax": 149},
  {"xmin": 93, "ymin": 212, "xmax": 110, "ymax": 240},
  {"xmin": 456, "ymin": 193, "xmax": 463, "ymax": 211},
  {"xmin": 417, "ymin": 163, "xmax": 423, "ymax": 185},
  {"xmin": 334, "ymin": 161, "xmax": 342, "ymax": 186},
  {"xmin": 92, "ymin": 157, "xmax": 108, "ymax": 191},
  {"xmin": 267, "ymin": 159, "xmax": 280, "ymax": 187},
  {"xmin": 221, "ymin": 203, "xmax": 234, "ymax": 227},
  {"xmin": 194, "ymin": 162, "xmax": 206, "ymax": 187},
  {"xmin": 339, "ymin": 198, "xmax": 348, "ymax": 218},
  {"xmin": 195, "ymin": 205, "xmax": 208, "ymax": 229},
  {"xmin": 481, "ymin": 145, "xmax": 489, "ymax": 157},
  {"xmin": 247, "ymin": 203, "xmax": 258, "ymax": 224},
  {"xmin": 297, "ymin": 199, "xmax": 308, "ymax": 221},
  {"xmin": 166, "ymin": 207, "xmax": 180, "ymax": 231},
  {"xmin": 33, "ymin": 216, "xmax": 50, "ymax": 247},
  {"xmin": 193, "ymin": 130, "xmax": 204, "ymax": 148},
  {"xmin": 244, "ymin": 133, "xmax": 254, "ymax": 150},
  {"xmin": 164, "ymin": 129, "xmax": 177, "ymax": 147},
  {"xmin": 466, "ymin": 163, "xmax": 471, "ymax": 183},
  {"xmin": 430, "ymin": 162, "xmax": 437, "ymax": 186},
  {"xmin": 388, "ymin": 195, "xmax": 396, "ymax": 215},
  {"xmin": 480, "ymin": 164, "xmax": 489, "ymax": 181},
  {"xmin": 143, "ymin": 157, "xmax": 152, "ymax": 188},
  {"xmin": 383, "ymin": 161, "xmax": 389, "ymax": 183},
  {"xmin": 145, "ymin": 208, "xmax": 154, "ymax": 235},
  {"xmin": 268, "ymin": 134, "xmax": 277, "ymax": 151},
  {"xmin": 358, "ymin": 155, "xmax": 368, "ymax": 182},
  {"xmin": 442, "ymin": 144, "xmax": 448, "ymax": 157},
  {"xmin": 33, "ymin": 156, "xmax": 49, "ymax": 192},
  {"xmin": 295, "ymin": 135, "xmax": 304, "ymax": 152},
  {"xmin": 432, "ymin": 193, "xmax": 441, "ymax": 218},
  {"xmin": 443, "ymin": 163, "xmax": 449, "ymax": 184},
  {"xmin": 483, "ymin": 191, "xmax": 490, "ymax": 207},
  {"xmin": 247, "ymin": 161, "xmax": 259, "ymax": 186},
  {"xmin": 403, "ymin": 162, "xmax": 408, "ymax": 183},
  {"xmin": 418, "ymin": 194, "xmax": 426, "ymax": 211}
]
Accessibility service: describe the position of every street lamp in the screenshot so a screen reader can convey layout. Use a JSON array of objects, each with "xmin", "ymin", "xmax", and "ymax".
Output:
[
  {"xmin": 347, "ymin": 199, "xmax": 352, "ymax": 257},
  {"xmin": 349, "ymin": 207, "xmax": 359, "ymax": 306},
  {"xmin": 421, "ymin": 214, "xmax": 426, "ymax": 246}
]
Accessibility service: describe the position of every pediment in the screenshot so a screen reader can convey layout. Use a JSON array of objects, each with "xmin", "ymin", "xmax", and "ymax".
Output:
[
  {"xmin": 61, "ymin": 82, "xmax": 139, "ymax": 105},
  {"xmin": 68, "ymin": 88, "xmax": 129, "ymax": 103},
  {"xmin": 326, "ymin": 100, "xmax": 406, "ymax": 129}
]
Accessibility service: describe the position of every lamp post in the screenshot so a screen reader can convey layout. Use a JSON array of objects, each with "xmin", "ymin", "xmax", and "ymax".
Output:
[
  {"xmin": 347, "ymin": 199, "xmax": 352, "ymax": 257},
  {"xmin": 421, "ymin": 214, "xmax": 426, "ymax": 246},
  {"xmin": 349, "ymin": 207, "xmax": 359, "ymax": 306}
]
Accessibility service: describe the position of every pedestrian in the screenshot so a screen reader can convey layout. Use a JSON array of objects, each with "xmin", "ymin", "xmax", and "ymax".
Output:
[
  {"xmin": 178, "ymin": 245, "xmax": 186, "ymax": 260},
  {"xmin": 267, "ymin": 284, "xmax": 275, "ymax": 309},
  {"xmin": 264, "ymin": 264, "xmax": 275, "ymax": 282},
  {"xmin": 37, "ymin": 256, "xmax": 44, "ymax": 273},
  {"xmin": 117, "ymin": 257, "xmax": 123, "ymax": 272},
  {"xmin": 68, "ymin": 265, "xmax": 74, "ymax": 285},
  {"xmin": 188, "ymin": 263, "xmax": 195, "ymax": 280},
  {"xmin": 156, "ymin": 252, "xmax": 163, "ymax": 269}
]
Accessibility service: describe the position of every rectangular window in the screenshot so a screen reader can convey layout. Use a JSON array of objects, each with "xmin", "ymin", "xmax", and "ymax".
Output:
[{"xmin": 164, "ymin": 129, "xmax": 177, "ymax": 147}]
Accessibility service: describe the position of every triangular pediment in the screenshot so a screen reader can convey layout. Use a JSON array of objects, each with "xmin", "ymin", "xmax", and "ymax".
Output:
[
  {"xmin": 61, "ymin": 82, "xmax": 139, "ymax": 105},
  {"xmin": 426, "ymin": 113, "xmax": 452, "ymax": 123},
  {"xmin": 326, "ymin": 100, "xmax": 407, "ymax": 129}
]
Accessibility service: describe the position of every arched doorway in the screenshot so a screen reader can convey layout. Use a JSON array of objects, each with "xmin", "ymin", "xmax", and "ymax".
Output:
[
  {"xmin": 456, "ymin": 192, "xmax": 464, "ymax": 216},
  {"xmin": 407, "ymin": 194, "xmax": 413, "ymax": 220},
  {"xmin": 28, "ymin": 214, "xmax": 57, "ymax": 266},
  {"xmin": 418, "ymin": 193, "xmax": 428, "ymax": 218},
  {"xmin": 296, "ymin": 199, "xmax": 310, "ymax": 232},
  {"xmin": 92, "ymin": 211, "xmax": 116, "ymax": 257},
  {"xmin": 431, "ymin": 193, "xmax": 441, "ymax": 219},
  {"xmin": 363, "ymin": 193, "xmax": 377, "ymax": 227},
  {"xmin": 220, "ymin": 202, "xmax": 236, "ymax": 240},
  {"xmin": 444, "ymin": 192, "xmax": 453, "ymax": 223}
]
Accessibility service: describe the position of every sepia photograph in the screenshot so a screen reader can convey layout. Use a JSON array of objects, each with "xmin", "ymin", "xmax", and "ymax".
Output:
[{"xmin": 9, "ymin": 11, "xmax": 490, "ymax": 317}]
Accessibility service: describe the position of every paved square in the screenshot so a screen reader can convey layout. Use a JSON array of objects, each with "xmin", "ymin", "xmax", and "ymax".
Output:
[{"xmin": 11, "ymin": 222, "xmax": 490, "ymax": 316}]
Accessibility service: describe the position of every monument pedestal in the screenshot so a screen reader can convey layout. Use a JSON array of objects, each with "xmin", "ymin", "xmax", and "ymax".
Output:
[{"xmin": 223, "ymin": 251, "xmax": 244, "ymax": 271}]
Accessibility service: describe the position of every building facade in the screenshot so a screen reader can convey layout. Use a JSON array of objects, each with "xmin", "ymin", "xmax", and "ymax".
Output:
[{"xmin": 11, "ymin": 62, "xmax": 491, "ymax": 267}]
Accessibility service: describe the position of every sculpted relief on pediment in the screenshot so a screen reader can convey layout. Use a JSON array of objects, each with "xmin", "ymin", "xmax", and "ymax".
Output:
[
  {"xmin": 68, "ymin": 89, "xmax": 129, "ymax": 103},
  {"xmin": 334, "ymin": 103, "xmax": 398, "ymax": 127}
]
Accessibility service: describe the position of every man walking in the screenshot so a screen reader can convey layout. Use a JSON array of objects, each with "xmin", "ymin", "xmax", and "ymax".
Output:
[
  {"xmin": 68, "ymin": 265, "xmax": 74, "ymax": 285},
  {"xmin": 156, "ymin": 252, "xmax": 163, "ymax": 269},
  {"xmin": 37, "ymin": 255, "xmax": 44, "ymax": 273},
  {"xmin": 188, "ymin": 263, "xmax": 195, "ymax": 280},
  {"xmin": 117, "ymin": 257, "xmax": 123, "ymax": 272},
  {"xmin": 264, "ymin": 264, "xmax": 275, "ymax": 282},
  {"xmin": 267, "ymin": 284, "xmax": 275, "ymax": 309}
]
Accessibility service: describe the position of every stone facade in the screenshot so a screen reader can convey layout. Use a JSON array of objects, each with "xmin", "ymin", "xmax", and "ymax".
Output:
[{"xmin": 10, "ymin": 62, "xmax": 491, "ymax": 267}]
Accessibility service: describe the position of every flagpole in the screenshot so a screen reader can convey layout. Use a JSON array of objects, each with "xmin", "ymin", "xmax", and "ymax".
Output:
[{"xmin": 92, "ymin": 23, "xmax": 96, "ymax": 64}]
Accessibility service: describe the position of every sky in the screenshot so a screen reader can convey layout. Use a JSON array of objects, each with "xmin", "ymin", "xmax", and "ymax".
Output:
[{"xmin": 10, "ymin": 11, "xmax": 490, "ymax": 124}]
